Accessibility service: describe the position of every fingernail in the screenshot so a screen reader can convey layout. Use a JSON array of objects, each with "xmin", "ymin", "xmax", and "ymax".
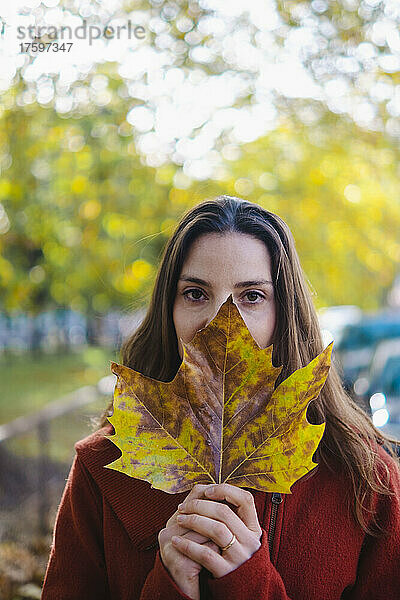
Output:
[{"xmin": 177, "ymin": 503, "xmax": 184, "ymax": 510}]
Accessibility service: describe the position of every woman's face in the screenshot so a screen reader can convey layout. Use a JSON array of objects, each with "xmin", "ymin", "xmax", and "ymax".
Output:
[{"xmin": 173, "ymin": 232, "xmax": 276, "ymax": 359}]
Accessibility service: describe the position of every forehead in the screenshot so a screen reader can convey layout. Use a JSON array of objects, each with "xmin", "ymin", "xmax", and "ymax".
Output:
[{"xmin": 181, "ymin": 232, "xmax": 272, "ymax": 278}]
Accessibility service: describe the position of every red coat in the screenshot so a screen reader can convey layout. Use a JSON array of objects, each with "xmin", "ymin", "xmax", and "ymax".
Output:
[{"xmin": 41, "ymin": 424, "xmax": 400, "ymax": 599}]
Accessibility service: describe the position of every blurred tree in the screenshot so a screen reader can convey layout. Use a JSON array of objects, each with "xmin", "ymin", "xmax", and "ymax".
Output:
[
  {"xmin": 2, "ymin": 86, "xmax": 399, "ymax": 313},
  {"xmin": 276, "ymin": 0, "xmax": 400, "ymax": 134},
  {"xmin": 199, "ymin": 105, "xmax": 400, "ymax": 309},
  {"xmin": 0, "ymin": 68, "xmax": 182, "ymax": 315},
  {"xmin": 9, "ymin": 0, "xmax": 399, "ymax": 165},
  {"xmin": 1, "ymin": 1, "xmax": 400, "ymax": 315}
]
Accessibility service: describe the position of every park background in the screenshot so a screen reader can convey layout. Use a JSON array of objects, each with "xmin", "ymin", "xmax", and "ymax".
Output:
[{"xmin": 1, "ymin": 0, "xmax": 400, "ymax": 597}]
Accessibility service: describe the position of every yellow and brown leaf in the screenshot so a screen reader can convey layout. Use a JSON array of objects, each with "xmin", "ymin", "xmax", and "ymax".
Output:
[{"xmin": 105, "ymin": 295, "xmax": 333, "ymax": 494}]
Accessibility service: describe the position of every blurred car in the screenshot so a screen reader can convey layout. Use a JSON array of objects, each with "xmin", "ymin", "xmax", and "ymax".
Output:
[
  {"xmin": 353, "ymin": 338, "xmax": 400, "ymax": 401},
  {"xmin": 353, "ymin": 340, "xmax": 400, "ymax": 443},
  {"xmin": 318, "ymin": 305, "xmax": 362, "ymax": 348},
  {"xmin": 334, "ymin": 311, "xmax": 400, "ymax": 392}
]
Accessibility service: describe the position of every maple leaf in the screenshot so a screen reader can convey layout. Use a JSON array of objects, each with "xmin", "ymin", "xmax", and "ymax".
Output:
[{"xmin": 105, "ymin": 295, "xmax": 333, "ymax": 494}]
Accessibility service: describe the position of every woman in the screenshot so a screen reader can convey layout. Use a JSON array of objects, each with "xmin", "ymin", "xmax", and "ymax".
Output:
[{"xmin": 41, "ymin": 196, "xmax": 400, "ymax": 600}]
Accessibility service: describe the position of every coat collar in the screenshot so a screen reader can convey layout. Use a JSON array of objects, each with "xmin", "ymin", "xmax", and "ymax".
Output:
[
  {"xmin": 75, "ymin": 424, "xmax": 317, "ymax": 551},
  {"xmin": 75, "ymin": 424, "xmax": 185, "ymax": 551}
]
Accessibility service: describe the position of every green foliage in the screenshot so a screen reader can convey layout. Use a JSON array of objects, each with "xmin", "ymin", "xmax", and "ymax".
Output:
[
  {"xmin": 0, "ymin": 68, "xmax": 177, "ymax": 313},
  {"xmin": 0, "ymin": 346, "xmax": 114, "ymax": 423}
]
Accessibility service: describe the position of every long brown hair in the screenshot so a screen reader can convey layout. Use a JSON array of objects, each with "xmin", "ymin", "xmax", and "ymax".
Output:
[{"xmin": 99, "ymin": 195, "xmax": 400, "ymax": 536}]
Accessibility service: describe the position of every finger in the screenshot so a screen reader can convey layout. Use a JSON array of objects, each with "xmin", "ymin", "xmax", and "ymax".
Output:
[
  {"xmin": 176, "ymin": 513, "xmax": 234, "ymax": 549},
  {"xmin": 203, "ymin": 484, "xmax": 262, "ymax": 537},
  {"xmin": 186, "ymin": 483, "xmax": 216, "ymax": 501},
  {"xmin": 176, "ymin": 484, "xmax": 216, "ymax": 516},
  {"xmin": 165, "ymin": 483, "xmax": 216, "ymax": 541},
  {"xmin": 171, "ymin": 534, "xmax": 226, "ymax": 579},
  {"xmin": 166, "ymin": 484, "xmax": 215, "ymax": 528},
  {"xmin": 166, "ymin": 525, "xmax": 213, "ymax": 546},
  {"xmin": 181, "ymin": 529, "xmax": 212, "ymax": 545},
  {"xmin": 203, "ymin": 540, "xmax": 221, "ymax": 555},
  {"xmin": 167, "ymin": 483, "xmax": 219, "ymax": 526},
  {"xmin": 177, "ymin": 499, "xmax": 251, "ymax": 542}
]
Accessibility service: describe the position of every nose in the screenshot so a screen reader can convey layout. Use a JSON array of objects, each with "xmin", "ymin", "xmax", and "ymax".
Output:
[{"xmin": 201, "ymin": 293, "xmax": 240, "ymax": 330}]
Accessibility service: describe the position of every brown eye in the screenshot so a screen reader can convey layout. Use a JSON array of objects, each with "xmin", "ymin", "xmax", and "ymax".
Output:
[
  {"xmin": 243, "ymin": 291, "xmax": 264, "ymax": 303},
  {"xmin": 183, "ymin": 288, "xmax": 206, "ymax": 302}
]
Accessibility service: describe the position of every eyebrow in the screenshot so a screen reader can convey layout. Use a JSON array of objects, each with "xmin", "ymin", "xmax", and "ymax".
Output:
[{"xmin": 179, "ymin": 275, "xmax": 274, "ymax": 288}]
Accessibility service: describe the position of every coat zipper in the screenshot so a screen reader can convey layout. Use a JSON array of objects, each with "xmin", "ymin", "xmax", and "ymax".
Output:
[{"xmin": 267, "ymin": 492, "xmax": 282, "ymax": 558}]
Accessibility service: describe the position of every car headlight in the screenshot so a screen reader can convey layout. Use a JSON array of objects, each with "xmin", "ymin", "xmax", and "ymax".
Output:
[
  {"xmin": 354, "ymin": 377, "xmax": 370, "ymax": 396},
  {"xmin": 369, "ymin": 392, "xmax": 386, "ymax": 411},
  {"xmin": 372, "ymin": 408, "xmax": 389, "ymax": 428}
]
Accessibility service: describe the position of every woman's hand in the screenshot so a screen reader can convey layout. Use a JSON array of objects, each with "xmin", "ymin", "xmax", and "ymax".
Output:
[
  {"xmin": 171, "ymin": 483, "xmax": 262, "ymax": 580},
  {"xmin": 159, "ymin": 484, "xmax": 220, "ymax": 600}
]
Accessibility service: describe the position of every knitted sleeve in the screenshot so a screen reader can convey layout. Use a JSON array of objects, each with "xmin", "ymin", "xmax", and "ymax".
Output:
[{"xmin": 204, "ymin": 527, "xmax": 294, "ymax": 599}]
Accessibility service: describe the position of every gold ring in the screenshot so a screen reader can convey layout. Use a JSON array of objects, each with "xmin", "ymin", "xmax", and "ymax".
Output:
[{"xmin": 220, "ymin": 532, "xmax": 237, "ymax": 552}]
